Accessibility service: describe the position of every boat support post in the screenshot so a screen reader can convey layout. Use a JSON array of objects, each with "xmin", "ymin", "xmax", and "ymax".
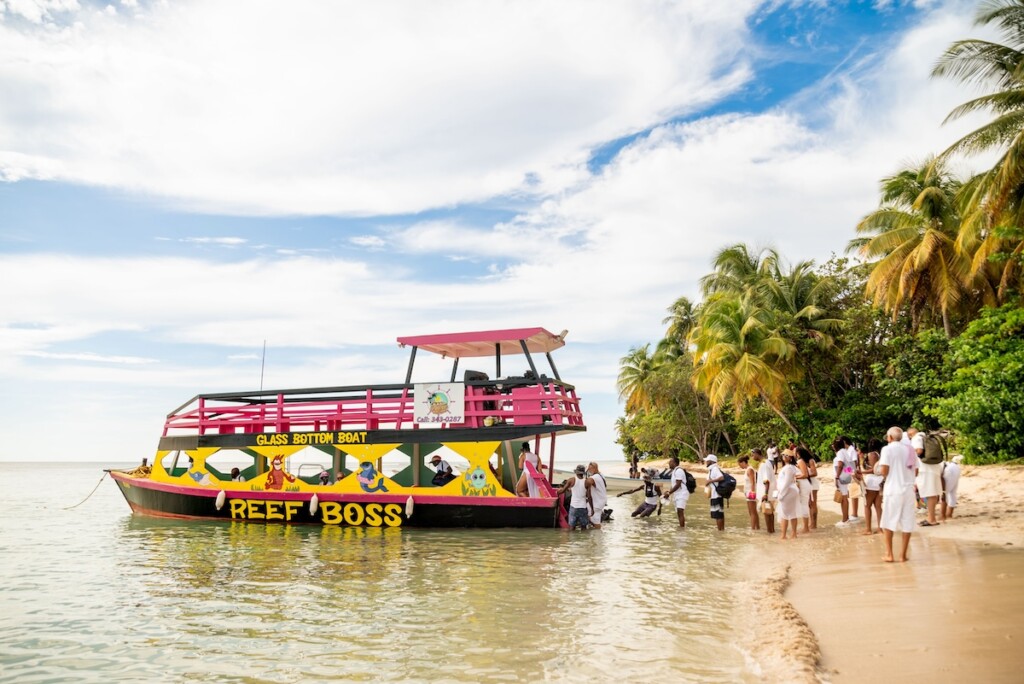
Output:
[{"xmin": 519, "ymin": 340, "xmax": 540, "ymax": 379}]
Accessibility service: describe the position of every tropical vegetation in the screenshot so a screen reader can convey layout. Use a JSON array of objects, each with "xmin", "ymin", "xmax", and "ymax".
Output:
[{"xmin": 616, "ymin": 0, "xmax": 1024, "ymax": 465}]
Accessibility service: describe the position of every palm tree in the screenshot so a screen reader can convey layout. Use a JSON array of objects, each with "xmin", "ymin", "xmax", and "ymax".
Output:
[
  {"xmin": 616, "ymin": 344, "xmax": 657, "ymax": 415},
  {"xmin": 932, "ymin": 0, "xmax": 1024, "ymax": 299},
  {"xmin": 699, "ymin": 244, "xmax": 781, "ymax": 298},
  {"xmin": 662, "ymin": 296, "xmax": 699, "ymax": 343},
  {"xmin": 848, "ymin": 157, "xmax": 974, "ymax": 336},
  {"xmin": 762, "ymin": 260, "xmax": 843, "ymax": 405},
  {"xmin": 689, "ymin": 293, "xmax": 799, "ymax": 434}
]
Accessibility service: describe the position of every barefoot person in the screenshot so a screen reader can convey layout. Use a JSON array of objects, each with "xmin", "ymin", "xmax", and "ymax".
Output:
[
  {"xmin": 740, "ymin": 454, "xmax": 760, "ymax": 530},
  {"xmin": 832, "ymin": 439, "xmax": 853, "ymax": 527},
  {"xmin": 808, "ymin": 451, "xmax": 820, "ymax": 529},
  {"xmin": 516, "ymin": 442, "xmax": 542, "ymax": 497},
  {"xmin": 555, "ymin": 464, "xmax": 593, "ymax": 531},
  {"xmin": 776, "ymin": 450, "xmax": 800, "ymax": 540},
  {"xmin": 879, "ymin": 427, "xmax": 919, "ymax": 562},
  {"xmin": 665, "ymin": 456, "xmax": 690, "ymax": 528},
  {"xmin": 587, "ymin": 461, "xmax": 608, "ymax": 528},
  {"xmin": 795, "ymin": 447, "xmax": 814, "ymax": 534},
  {"xmin": 705, "ymin": 454, "xmax": 725, "ymax": 532},
  {"xmin": 754, "ymin": 448, "xmax": 776, "ymax": 534},
  {"xmin": 860, "ymin": 438, "xmax": 884, "ymax": 535},
  {"xmin": 942, "ymin": 455, "xmax": 962, "ymax": 521},
  {"xmin": 618, "ymin": 469, "xmax": 661, "ymax": 518}
]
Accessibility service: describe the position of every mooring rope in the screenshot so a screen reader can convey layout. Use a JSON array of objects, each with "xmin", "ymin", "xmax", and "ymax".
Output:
[{"xmin": 63, "ymin": 471, "xmax": 109, "ymax": 510}]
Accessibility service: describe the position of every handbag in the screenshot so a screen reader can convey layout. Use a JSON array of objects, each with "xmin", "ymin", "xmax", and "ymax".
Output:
[
  {"xmin": 761, "ymin": 498, "xmax": 774, "ymax": 514},
  {"xmin": 833, "ymin": 489, "xmax": 844, "ymax": 503},
  {"xmin": 848, "ymin": 481, "xmax": 862, "ymax": 499}
]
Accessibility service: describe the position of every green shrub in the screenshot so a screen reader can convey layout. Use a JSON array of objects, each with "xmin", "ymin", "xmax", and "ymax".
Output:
[{"xmin": 932, "ymin": 304, "xmax": 1024, "ymax": 463}]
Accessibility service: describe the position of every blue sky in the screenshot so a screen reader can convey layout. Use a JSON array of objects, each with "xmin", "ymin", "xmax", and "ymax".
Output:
[{"xmin": 0, "ymin": 0, "xmax": 989, "ymax": 463}]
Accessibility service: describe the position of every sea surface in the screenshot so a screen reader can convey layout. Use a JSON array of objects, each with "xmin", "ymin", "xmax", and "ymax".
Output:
[{"xmin": 0, "ymin": 462, "xmax": 769, "ymax": 682}]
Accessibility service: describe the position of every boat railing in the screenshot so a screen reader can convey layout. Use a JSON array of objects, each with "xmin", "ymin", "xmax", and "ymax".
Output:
[{"xmin": 162, "ymin": 379, "xmax": 584, "ymax": 436}]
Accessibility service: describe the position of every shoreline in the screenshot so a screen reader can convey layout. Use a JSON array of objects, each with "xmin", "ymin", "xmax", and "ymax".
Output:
[{"xmin": 731, "ymin": 463, "xmax": 1024, "ymax": 683}]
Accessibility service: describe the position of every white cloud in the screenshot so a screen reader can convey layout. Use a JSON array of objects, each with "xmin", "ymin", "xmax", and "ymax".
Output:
[
  {"xmin": 349, "ymin": 235, "xmax": 386, "ymax": 249},
  {"xmin": 0, "ymin": 0, "xmax": 757, "ymax": 215},
  {"xmin": 0, "ymin": 0, "xmax": 79, "ymax": 24},
  {"xmin": 20, "ymin": 350, "xmax": 157, "ymax": 364},
  {"xmin": 0, "ymin": 0, "xmax": 996, "ymax": 464},
  {"xmin": 180, "ymin": 236, "xmax": 247, "ymax": 246}
]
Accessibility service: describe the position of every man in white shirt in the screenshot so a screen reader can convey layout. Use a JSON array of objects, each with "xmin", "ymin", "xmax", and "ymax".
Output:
[
  {"xmin": 665, "ymin": 456, "xmax": 689, "ymax": 528},
  {"xmin": 586, "ymin": 462, "xmax": 608, "ymax": 528},
  {"xmin": 879, "ymin": 426, "xmax": 920, "ymax": 562}
]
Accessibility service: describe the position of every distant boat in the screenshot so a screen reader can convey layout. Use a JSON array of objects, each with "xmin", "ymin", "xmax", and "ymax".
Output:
[
  {"xmin": 550, "ymin": 468, "xmax": 659, "ymax": 494},
  {"xmin": 108, "ymin": 327, "xmax": 586, "ymax": 528}
]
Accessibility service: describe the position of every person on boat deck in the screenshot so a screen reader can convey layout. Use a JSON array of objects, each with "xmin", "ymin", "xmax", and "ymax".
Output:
[
  {"xmin": 430, "ymin": 454, "xmax": 455, "ymax": 486},
  {"xmin": 516, "ymin": 442, "xmax": 543, "ymax": 497},
  {"xmin": 230, "ymin": 467, "xmax": 245, "ymax": 483},
  {"xmin": 555, "ymin": 465, "xmax": 593, "ymax": 530},
  {"xmin": 318, "ymin": 469, "xmax": 330, "ymax": 486}
]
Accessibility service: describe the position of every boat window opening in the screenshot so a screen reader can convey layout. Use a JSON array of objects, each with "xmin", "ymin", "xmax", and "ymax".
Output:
[
  {"xmin": 422, "ymin": 445, "xmax": 470, "ymax": 479},
  {"xmin": 204, "ymin": 450, "xmax": 254, "ymax": 481},
  {"xmin": 162, "ymin": 450, "xmax": 182, "ymax": 474},
  {"xmin": 296, "ymin": 462, "xmax": 330, "ymax": 485}
]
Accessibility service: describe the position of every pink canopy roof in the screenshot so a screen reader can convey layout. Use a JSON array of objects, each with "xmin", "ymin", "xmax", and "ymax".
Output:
[{"xmin": 397, "ymin": 327, "xmax": 566, "ymax": 358}]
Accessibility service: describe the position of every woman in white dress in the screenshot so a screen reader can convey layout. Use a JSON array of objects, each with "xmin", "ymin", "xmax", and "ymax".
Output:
[{"xmin": 776, "ymin": 451, "xmax": 800, "ymax": 540}]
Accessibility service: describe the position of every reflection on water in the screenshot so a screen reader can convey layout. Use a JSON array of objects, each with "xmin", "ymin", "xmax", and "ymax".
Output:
[{"xmin": 0, "ymin": 463, "xmax": 761, "ymax": 682}]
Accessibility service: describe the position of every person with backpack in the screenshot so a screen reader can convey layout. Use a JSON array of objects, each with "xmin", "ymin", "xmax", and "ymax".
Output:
[
  {"xmin": 665, "ymin": 456, "xmax": 692, "ymax": 528},
  {"xmin": 705, "ymin": 454, "xmax": 726, "ymax": 531},
  {"xmin": 911, "ymin": 427, "xmax": 945, "ymax": 526},
  {"xmin": 617, "ymin": 469, "xmax": 662, "ymax": 518}
]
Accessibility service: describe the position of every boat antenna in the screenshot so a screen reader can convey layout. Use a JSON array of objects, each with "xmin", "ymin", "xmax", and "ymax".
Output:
[{"xmin": 260, "ymin": 339, "xmax": 267, "ymax": 391}]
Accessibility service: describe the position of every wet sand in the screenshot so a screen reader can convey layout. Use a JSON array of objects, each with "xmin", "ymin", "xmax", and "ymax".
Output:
[
  {"xmin": 733, "ymin": 462, "xmax": 1024, "ymax": 683},
  {"xmin": 612, "ymin": 459, "xmax": 1024, "ymax": 682}
]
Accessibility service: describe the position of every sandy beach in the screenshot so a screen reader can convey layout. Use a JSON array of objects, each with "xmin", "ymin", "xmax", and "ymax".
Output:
[{"xmin": 620, "ymin": 459, "xmax": 1024, "ymax": 683}]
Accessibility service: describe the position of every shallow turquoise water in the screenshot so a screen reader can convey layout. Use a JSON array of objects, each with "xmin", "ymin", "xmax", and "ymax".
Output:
[{"xmin": 0, "ymin": 462, "xmax": 766, "ymax": 682}]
